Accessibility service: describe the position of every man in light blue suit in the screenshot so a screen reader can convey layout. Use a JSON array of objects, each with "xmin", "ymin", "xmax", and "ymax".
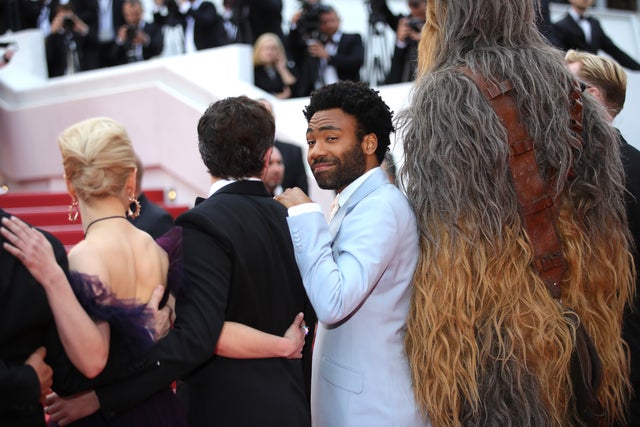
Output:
[{"xmin": 275, "ymin": 81, "xmax": 428, "ymax": 427}]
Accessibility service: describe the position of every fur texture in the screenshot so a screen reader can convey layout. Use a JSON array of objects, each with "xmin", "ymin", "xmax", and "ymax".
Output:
[{"xmin": 398, "ymin": 0, "xmax": 633, "ymax": 425}]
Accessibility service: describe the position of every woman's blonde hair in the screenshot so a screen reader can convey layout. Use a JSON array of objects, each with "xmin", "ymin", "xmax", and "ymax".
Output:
[
  {"xmin": 58, "ymin": 117, "xmax": 136, "ymax": 201},
  {"xmin": 253, "ymin": 32, "xmax": 285, "ymax": 67}
]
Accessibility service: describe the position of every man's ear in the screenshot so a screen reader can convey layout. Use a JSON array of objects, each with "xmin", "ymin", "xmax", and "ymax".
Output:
[
  {"xmin": 585, "ymin": 85, "xmax": 603, "ymax": 103},
  {"xmin": 261, "ymin": 147, "xmax": 274, "ymax": 177},
  {"xmin": 362, "ymin": 133, "xmax": 378, "ymax": 156}
]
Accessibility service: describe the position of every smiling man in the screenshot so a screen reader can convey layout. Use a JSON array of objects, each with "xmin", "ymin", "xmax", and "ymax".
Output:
[{"xmin": 275, "ymin": 81, "xmax": 427, "ymax": 427}]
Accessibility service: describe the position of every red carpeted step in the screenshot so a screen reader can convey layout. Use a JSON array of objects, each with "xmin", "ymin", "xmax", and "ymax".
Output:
[
  {"xmin": 144, "ymin": 189, "xmax": 165, "ymax": 203},
  {"xmin": 0, "ymin": 192, "xmax": 72, "ymax": 208},
  {"xmin": 38, "ymin": 226, "xmax": 84, "ymax": 246},
  {"xmin": 4, "ymin": 210, "xmax": 72, "ymax": 226},
  {"xmin": 164, "ymin": 205, "xmax": 189, "ymax": 219},
  {"xmin": 1, "ymin": 190, "xmax": 190, "ymax": 250}
]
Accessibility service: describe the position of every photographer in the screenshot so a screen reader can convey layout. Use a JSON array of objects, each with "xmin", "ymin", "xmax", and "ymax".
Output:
[
  {"xmin": 111, "ymin": 0, "xmax": 163, "ymax": 65},
  {"xmin": 45, "ymin": 4, "xmax": 91, "ymax": 77},
  {"xmin": 287, "ymin": 3, "xmax": 364, "ymax": 97},
  {"xmin": 385, "ymin": 0, "xmax": 425, "ymax": 84}
]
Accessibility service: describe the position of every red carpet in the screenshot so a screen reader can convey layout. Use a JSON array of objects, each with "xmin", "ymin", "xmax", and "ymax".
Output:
[{"xmin": 1, "ymin": 190, "xmax": 188, "ymax": 251}]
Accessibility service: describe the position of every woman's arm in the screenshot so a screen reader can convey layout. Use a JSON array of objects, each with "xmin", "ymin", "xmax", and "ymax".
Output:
[
  {"xmin": 1, "ymin": 216, "xmax": 110, "ymax": 378},
  {"xmin": 215, "ymin": 313, "xmax": 308, "ymax": 359}
]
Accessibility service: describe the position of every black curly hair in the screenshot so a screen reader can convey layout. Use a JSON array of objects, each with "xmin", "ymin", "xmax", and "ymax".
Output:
[{"xmin": 303, "ymin": 81, "xmax": 394, "ymax": 163}]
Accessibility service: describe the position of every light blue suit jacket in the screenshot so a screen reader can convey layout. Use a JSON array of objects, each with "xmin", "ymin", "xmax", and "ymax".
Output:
[{"xmin": 287, "ymin": 168, "xmax": 429, "ymax": 427}]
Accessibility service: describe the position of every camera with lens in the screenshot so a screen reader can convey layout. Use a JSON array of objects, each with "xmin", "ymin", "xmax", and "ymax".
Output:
[
  {"xmin": 297, "ymin": 1, "xmax": 329, "ymax": 41},
  {"xmin": 62, "ymin": 16, "xmax": 75, "ymax": 32},
  {"xmin": 407, "ymin": 17, "xmax": 424, "ymax": 33},
  {"xmin": 125, "ymin": 25, "xmax": 138, "ymax": 41}
]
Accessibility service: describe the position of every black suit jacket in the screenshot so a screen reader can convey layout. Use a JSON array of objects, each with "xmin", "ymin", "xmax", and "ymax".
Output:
[
  {"xmin": 110, "ymin": 22, "xmax": 163, "ymax": 65},
  {"xmin": 71, "ymin": 0, "xmax": 125, "ymax": 69},
  {"xmin": 131, "ymin": 193, "xmax": 174, "ymax": 240},
  {"xmin": 96, "ymin": 181, "xmax": 315, "ymax": 427},
  {"xmin": 0, "ymin": 209, "xmax": 68, "ymax": 426},
  {"xmin": 275, "ymin": 140, "xmax": 308, "ymax": 194},
  {"xmin": 292, "ymin": 32, "xmax": 364, "ymax": 97},
  {"xmin": 181, "ymin": 1, "xmax": 225, "ymax": 50},
  {"xmin": 45, "ymin": 29, "xmax": 91, "ymax": 77},
  {"xmin": 552, "ymin": 13, "xmax": 640, "ymax": 70}
]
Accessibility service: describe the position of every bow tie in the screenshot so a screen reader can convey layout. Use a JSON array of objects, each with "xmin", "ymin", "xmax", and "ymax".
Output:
[{"xmin": 578, "ymin": 15, "xmax": 588, "ymax": 21}]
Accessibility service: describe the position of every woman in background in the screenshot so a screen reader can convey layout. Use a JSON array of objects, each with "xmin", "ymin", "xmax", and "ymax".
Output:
[{"xmin": 253, "ymin": 32, "xmax": 296, "ymax": 99}]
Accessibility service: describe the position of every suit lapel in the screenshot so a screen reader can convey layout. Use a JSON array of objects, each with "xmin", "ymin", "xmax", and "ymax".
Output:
[{"xmin": 329, "ymin": 168, "xmax": 388, "ymax": 238}]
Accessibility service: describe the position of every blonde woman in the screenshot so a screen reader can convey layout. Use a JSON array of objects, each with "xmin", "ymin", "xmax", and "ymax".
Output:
[
  {"xmin": 1, "ymin": 116, "xmax": 307, "ymax": 426},
  {"xmin": 2, "ymin": 117, "xmax": 188, "ymax": 426},
  {"xmin": 253, "ymin": 32, "xmax": 297, "ymax": 99}
]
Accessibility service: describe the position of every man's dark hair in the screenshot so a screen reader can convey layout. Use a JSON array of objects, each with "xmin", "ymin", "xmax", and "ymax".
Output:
[
  {"xmin": 198, "ymin": 96, "xmax": 275, "ymax": 179},
  {"xmin": 304, "ymin": 81, "xmax": 394, "ymax": 163}
]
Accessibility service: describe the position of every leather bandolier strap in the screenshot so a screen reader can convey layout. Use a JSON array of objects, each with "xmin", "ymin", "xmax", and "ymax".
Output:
[
  {"xmin": 460, "ymin": 67, "xmax": 583, "ymax": 299},
  {"xmin": 460, "ymin": 67, "xmax": 606, "ymax": 425}
]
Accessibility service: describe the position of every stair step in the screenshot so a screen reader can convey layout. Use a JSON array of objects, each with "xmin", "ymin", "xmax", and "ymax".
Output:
[
  {"xmin": 1, "ymin": 192, "xmax": 72, "ymax": 208},
  {"xmin": 2, "ymin": 191, "xmax": 190, "ymax": 249}
]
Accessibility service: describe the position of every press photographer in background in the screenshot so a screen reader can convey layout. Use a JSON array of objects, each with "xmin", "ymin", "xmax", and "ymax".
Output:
[
  {"xmin": 287, "ymin": 2, "xmax": 364, "ymax": 97},
  {"xmin": 384, "ymin": 0, "xmax": 425, "ymax": 84},
  {"xmin": 45, "ymin": 3, "xmax": 92, "ymax": 77},
  {"xmin": 111, "ymin": 0, "xmax": 163, "ymax": 65}
]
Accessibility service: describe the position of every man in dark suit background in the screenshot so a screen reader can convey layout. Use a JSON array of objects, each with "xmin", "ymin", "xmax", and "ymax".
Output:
[
  {"xmin": 131, "ymin": 156, "xmax": 173, "ymax": 239},
  {"xmin": 275, "ymin": 140, "xmax": 308, "ymax": 193},
  {"xmin": 0, "ymin": 209, "xmax": 63, "ymax": 426},
  {"xmin": 256, "ymin": 98, "xmax": 309, "ymax": 194},
  {"xmin": 177, "ymin": 0, "xmax": 225, "ymax": 52},
  {"xmin": 48, "ymin": 96, "xmax": 315, "ymax": 427},
  {"xmin": 288, "ymin": 5, "xmax": 364, "ymax": 97},
  {"xmin": 552, "ymin": 0, "xmax": 640, "ymax": 70},
  {"xmin": 110, "ymin": 0, "xmax": 163, "ymax": 65}
]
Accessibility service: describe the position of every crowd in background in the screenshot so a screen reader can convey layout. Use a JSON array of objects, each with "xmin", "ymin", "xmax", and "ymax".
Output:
[{"xmin": 1, "ymin": 0, "xmax": 639, "ymax": 87}]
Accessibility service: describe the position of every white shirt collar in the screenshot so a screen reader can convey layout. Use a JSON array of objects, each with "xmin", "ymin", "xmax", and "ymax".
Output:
[
  {"xmin": 569, "ymin": 7, "xmax": 585, "ymax": 22},
  {"xmin": 207, "ymin": 177, "xmax": 262, "ymax": 197}
]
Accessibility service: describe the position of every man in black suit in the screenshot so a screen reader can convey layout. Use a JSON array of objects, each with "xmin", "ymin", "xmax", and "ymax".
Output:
[
  {"xmin": 0, "ymin": 209, "xmax": 64, "ymax": 426},
  {"xmin": 44, "ymin": 3, "xmax": 93, "ymax": 77},
  {"xmin": 385, "ymin": 0, "xmax": 425, "ymax": 84},
  {"xmin": 289, "ymin": 5, "xmax": 364, "ymax": 97},
  {"xmin": 256, "ymin": 98, "xmax": 309, "ymax": 193},
  {"xmin": 552, "ymin": 0, "xmax": 640, "ymax": 70},
  {"xmin": 131, "ymin": 157, "xmax": 173, "ymax": 239},
  {"xmin": 49, "ymin": 96, "xmax": 315, "ymax": 427},
  {"xmin": 275, "ymin": 140, "xmax": 308, "ymax": 193},
  {"xmin": 71, "ymin": 0, "xmax": 125, "ymax": 69},
  {"xmin": 110, "ymin": 0, "xmax": 163, "ymax": 65},
  {"xmin": 177, "ymin": 0, "xmax": 225, "ymax": 52}
]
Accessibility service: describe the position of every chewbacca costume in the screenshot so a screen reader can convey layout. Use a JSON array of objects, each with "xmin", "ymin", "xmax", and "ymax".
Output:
[{"xmin": 399, "ymin": 0, "xmax": 634, "ymax": 425}]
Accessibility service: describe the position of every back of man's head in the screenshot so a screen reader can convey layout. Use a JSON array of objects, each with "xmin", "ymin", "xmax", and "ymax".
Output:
[
  {"xmin": 304, "ymin": 81, "xmax": 394, "ymax": 163},
  {"xmin": 198, "ymin": 96, "xmax": 275, "ymax": 179},
  {"xmin": 565, "ymin": 49, "xmax": 627, "ymax": 118}
]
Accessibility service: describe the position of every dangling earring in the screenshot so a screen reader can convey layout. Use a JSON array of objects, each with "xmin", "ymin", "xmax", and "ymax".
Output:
[
  {"xmin": 68, "ymin": 197, "xmax": 79, "ymax": 222},
  {"xmin": 127, "ymin": 195, "xmax": 141, "ymax": 219}
]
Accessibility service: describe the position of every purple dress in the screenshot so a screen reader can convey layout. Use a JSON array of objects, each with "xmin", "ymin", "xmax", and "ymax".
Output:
[{"xmin": 48, "ymin": 227, "xmax": 187, "ymax": 427}]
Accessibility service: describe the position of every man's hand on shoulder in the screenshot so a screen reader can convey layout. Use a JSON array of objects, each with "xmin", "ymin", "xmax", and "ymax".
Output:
[{"xmin": 274, "ymin": 187, "xmax": 312, "ymax": 208}]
